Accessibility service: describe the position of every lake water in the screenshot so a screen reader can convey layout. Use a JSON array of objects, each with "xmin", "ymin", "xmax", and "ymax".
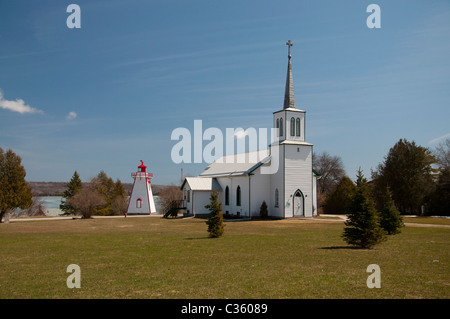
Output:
[
  {"xmin": 35, "ymin": 196, "xmax": 161, "ymax": 216},
  {"xmin": 37, "ymin": 196, "xmax": 64, "ymax": 216}
]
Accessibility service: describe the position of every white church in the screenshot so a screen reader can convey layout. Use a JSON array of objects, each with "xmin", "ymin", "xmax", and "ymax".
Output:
[{"xmin": 181, "ymin": 41, "xmax": 320, "ymax": 218}]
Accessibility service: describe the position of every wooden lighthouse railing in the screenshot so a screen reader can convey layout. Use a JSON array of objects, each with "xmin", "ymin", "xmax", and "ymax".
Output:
[{"xmin": 131, "ymin": 172, "xmax": 153, "ymax": 179}]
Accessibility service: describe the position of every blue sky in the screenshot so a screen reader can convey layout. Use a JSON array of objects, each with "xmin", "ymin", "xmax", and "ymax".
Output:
[{"xmin": 1, "ymin": 0, "xmax": 449, "ymax": 185}]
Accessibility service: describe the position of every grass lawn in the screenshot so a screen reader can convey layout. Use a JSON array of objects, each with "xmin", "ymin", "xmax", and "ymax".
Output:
[
  {"xmin": 0, "ymin": 217, "xmax": 448, "ymax": 299},
  {"xmin": 403, "ymin": 216, "xmax": 450, "ymax": 226}
]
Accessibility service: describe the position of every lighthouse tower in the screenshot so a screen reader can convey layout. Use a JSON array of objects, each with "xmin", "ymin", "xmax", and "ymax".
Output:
[{"xmin": 127, "ymin": 160, "xmax": 157, "ymax": 215}]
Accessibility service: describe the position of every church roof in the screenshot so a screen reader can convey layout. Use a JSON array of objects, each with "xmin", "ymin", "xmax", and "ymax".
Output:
[
  {"xmin": 181, "ymin": 177, "xmax": 223, "ymax": 191},
  {"xmin": 200, "ymin": 150, "xmax": 271, "ymax": 177}
]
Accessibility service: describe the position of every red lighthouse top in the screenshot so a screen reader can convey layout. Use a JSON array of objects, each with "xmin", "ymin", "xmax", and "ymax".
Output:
[
  {"xmin": 138, "ymin": 160, "xmax": 147, "ymax": 172},
  {"xmin": 132, "ymin": 160, "xmax": 153, "ymax": 179}
]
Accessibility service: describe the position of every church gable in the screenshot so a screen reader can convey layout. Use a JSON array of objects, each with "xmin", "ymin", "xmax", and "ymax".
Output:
[{"xmin": 181, "ymin": 177, "xmax": 222, "ymax": 192}]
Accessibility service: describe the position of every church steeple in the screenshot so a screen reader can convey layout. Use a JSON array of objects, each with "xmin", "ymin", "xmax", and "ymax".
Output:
[
  {"xmin": 283, "ymin": 40, "xmax": 295, "ymax": 109},
  {"xmin": 274, "ymin": 40, "xmax": 306, "ymax": 143}
]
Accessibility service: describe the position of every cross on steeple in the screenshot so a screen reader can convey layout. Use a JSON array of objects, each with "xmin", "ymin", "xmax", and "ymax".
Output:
[{"xmin": 286, "ymin": 40, "xmax": 293, "ymax": 59}]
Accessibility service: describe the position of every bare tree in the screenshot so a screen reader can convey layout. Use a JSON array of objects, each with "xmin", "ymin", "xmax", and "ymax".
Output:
[
  {"xmin": 313, "ymin": 152, "xmax": 345, "ymax": 195},
  {"xmin": 111, "ymin": 195, "xmax": 128, "ymax": 216},
  {"xmin": 12, "ymin": 197, "xmax": 46, "ymax": 217},
  {"xmin": 158, "ymin": 185, "xmax": 182, "ymax": 215},
  {"xmin": 25, "ymin": 197, "xmax": 46, "ymax": 217},
  {"xmin": 434, "ymin": 138, "xmax": 450, "ymax": 171}
]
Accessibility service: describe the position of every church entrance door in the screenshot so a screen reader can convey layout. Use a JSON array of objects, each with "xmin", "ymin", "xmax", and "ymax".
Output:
[{"xmin": 293, "ymin": 189, "xmax": 304, "ymax": 217}]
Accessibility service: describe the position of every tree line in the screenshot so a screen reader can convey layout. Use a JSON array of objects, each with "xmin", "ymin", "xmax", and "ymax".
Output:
[
  {"xmin": 0, "ymin": 146, "xmax": 130, "ymax": 222},
  {"xmin": 1, "ymin": 137, "xmax": 448, "ymax": 223},
  {"xmin": 314, "ymin": 138, "xmax": 450, "ymax": 216},
  {"xmin": 0, "ymin": 145, "xmax": 182, "ymax": 221},
  {"xmin": 60, "ymin": 171, "xmax": 128, "ymax": 218}
]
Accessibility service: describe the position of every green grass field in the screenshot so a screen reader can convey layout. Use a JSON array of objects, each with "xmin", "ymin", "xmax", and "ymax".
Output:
[{"xmin": 0, "ymin": 217, "xmax": 448, "ymax": 299}]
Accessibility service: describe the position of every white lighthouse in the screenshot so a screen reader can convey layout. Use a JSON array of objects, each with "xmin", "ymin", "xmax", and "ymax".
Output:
[{"xmin": 127, "ymin": 160, "xmax": 157, "ymax": 215}]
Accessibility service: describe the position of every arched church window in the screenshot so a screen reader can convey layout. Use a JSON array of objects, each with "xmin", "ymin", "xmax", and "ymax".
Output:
[
  {"xmin": 236, "ymin": 186, "xmax": 241, "ymax": 206},
  {"xmin": 225, "ymin": 186, "xmax": 229, "ymax": 206},
  {"xmin": 290, "ymin": 117, "xmax": 295, "ymax": 136},
  {"xmin": 276, "ymin": 118, "xmax": 279, "ymax": 129},
  {"xmin": 275, "ymin": 189, "xmax": 279, "ymax": 207},
  {"xmin": 279, "ymin": 120, "xmax": 283, "ymax": 137},
  {"xmin": 296, "ymin": 117, "xmax": 300, "ymax": 136}
]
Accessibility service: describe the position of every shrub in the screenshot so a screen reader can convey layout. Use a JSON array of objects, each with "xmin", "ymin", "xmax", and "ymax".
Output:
[
  {"xmin": 260, "ymin": 201, "xmax": 268, "ymax": 219},
  {"xmin": 66, "ymin": 187, "xmax": 106, "ymax": 219}
]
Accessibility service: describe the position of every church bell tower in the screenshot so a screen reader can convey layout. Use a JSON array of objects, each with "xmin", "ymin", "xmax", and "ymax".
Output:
[{"xmin": 271, "ymin": 40, "xmax": 315, "ymax": 218}]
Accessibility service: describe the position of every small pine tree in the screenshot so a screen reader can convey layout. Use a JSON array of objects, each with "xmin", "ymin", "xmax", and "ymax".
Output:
[
  {"xmin": 379, "ymin": 187, "xmax": 404, "ymax": 235},
  {"xmin": 205, "ymin": 190, "xmax": 225, "ymax": 238},
  {"xmin": 342, "ymin": 169, "xmax": 385, "ymax": 249},
  {"xmin": 60, "ymin": 171, "xmax": 82, "ymax": 215},
  {"xmin": 260, "ymin": 201, "xmax": 268, "ymax": 219}
]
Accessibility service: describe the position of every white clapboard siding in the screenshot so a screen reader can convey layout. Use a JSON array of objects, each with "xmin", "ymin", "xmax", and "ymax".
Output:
[{"xmin": 283, "ymin": 144, "xmax": 313, "ymax": 217}]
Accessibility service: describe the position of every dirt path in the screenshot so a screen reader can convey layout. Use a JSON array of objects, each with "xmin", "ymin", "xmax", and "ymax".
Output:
[
  {"xmin": 6, "ymin": 214, "xmax": 450, "ymax": 229},
  {"xmin": 316, "ymin": 214, "xmax": 450, "ymax": 229}
]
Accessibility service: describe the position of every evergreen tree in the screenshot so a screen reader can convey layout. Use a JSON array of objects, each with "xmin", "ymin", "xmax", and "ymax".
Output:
[
  {"xmin": 342, "ymin": 169, "xmax": 385, "ymax": 249},
  {"xmin": 112, "ymin": 179, "xmax": 127, "ymax": 199},
  {"xmin": 205, "ymin": 190, "xmax": 224, "ymax": 238},
  {"xmin": 371, "ymin": 139, "xmax": 435, "ymax": 214},
  {"xmin": 324, "ymin": 176, "xmax": 357, "ymax": 213},
  {"xmin": 90, "ymin": 171, "xmax": 117, "ymax": 215},
  {"xmin": 355, "ymin": 168, "xmax": 367, "ymax": 186},
  {"xmin": 0, "ymin": 148, "xmax": 33, "ymax": 222},
  {"xmin": 60, "ymin": 171, "xmax": 82, "ymax": 215},
  {"xmin": 379, "ymin": 187, "xmax": 404, "ymax": 235}
]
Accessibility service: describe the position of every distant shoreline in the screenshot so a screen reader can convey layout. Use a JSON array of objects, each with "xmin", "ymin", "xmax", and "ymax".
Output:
[{"xmin": 27, "ymin": 181, "xmax": 171, "ymax": 196}]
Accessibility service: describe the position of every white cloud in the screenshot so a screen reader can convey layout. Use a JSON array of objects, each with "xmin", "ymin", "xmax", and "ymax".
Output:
[
  {"xmin": 66, "ymin": 111, "xmax": 77, "ymax": 120},
  {"xmin": 0, "ymin": 89, "xmax": 43, "ymax": 114},
  {"xmin": 429, "ymin": 133, "xmax": 450, "ymax": 145}
]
